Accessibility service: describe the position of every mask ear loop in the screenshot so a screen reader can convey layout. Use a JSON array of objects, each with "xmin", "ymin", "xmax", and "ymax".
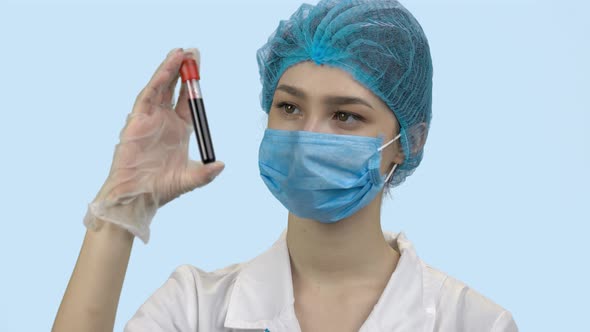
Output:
[
  {"xmin": 377, "ymin": 133, "xmax": 401, "ymax": 152},
  {"xmin": 384, "ymin": 164, "xmax": 398, "ymax": 184},
  {"xmin": 377, "ymin": 133, "xmax": 402, "ymax": 184}
]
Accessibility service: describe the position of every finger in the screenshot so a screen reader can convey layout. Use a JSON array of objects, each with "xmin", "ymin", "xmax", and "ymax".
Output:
[
  {"xmin": 162, "ymin": 67, "xmax": 180, "ymax": 107},
  {"xmin": 151, "ymin": 49, "xmax": 185, "ymax": 106},
  {"xmin": 187, "ymin": 47, "xmax": 201, "ymax": 68},
  {"xmin": 175, "ymin": 81, "xmax": 193, "ymax": 125},
  {"xmin": 150, "ymin": 48, "xmax": 183, "ymax": 85},
  {"xmin": 134, "ymin": 48, "xmax": 184, "ymax": 113}
]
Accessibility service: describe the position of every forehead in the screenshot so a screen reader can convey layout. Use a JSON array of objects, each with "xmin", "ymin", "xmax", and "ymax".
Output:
[{"xmin": 276, "ymin": 61, "xmax": 380, "ymax": 102}]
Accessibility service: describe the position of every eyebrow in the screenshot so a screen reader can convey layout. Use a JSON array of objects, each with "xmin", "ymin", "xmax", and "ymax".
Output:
[{"xmin": 276, "ymin": 84, "xmax": 374, "ymax": 110}]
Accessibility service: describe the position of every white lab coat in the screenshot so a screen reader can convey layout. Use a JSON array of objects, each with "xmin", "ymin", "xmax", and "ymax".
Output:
[{"xmin": 125, "ymin": 229, "xmax": 518, "ymax": 331}]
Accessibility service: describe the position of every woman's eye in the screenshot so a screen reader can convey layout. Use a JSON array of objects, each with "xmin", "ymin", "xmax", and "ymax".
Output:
[
  {"xmin": 336, "ymin": 112, "xmax": 351, "ymax": 122},
  {"xmin": 284, "ymin": 104, "xmax": 297, "ymax": 114},
  {"xmin": 276, "ymin": 102, "xmax": 300, "ymax": 115},
  {"xmin": 333, "ymin": 111, "xmax": 362, "ymax": 124}
]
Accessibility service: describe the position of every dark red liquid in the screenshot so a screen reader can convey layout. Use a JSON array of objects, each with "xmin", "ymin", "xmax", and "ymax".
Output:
[{"xmin": 188, "ymin": 98, "xmax": 215, "ymax": 163}]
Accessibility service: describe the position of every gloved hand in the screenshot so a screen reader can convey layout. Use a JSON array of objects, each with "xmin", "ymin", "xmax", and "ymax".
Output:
[{"xmin": 83, "ymin": 48, "xmax": 224, "ymax": 244}]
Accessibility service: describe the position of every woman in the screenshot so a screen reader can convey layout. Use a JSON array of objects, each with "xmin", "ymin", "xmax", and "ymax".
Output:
[{"xmin": 53, "ymin": 0, "xmax": 517, "ymax": 331}]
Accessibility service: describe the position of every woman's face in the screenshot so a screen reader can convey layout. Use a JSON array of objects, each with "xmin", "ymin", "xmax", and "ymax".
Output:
[{"xmin": 268, "ymin": 61, "xmax": 405, "ymax": 175}]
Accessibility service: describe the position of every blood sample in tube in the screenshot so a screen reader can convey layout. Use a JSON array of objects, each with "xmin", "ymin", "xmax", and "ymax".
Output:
[{"xmin": 180, "ymin": 57, "xmax": 215, "ymax": 164}]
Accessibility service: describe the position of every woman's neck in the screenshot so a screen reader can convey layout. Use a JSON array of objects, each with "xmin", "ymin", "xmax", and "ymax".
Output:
[{"xmin": 286, "ymin": 193, "xmax": 399, "ymax": 294}]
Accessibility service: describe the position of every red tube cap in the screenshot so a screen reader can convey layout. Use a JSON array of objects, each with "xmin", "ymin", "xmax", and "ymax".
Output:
[{"xmin": 180, "ymin": 58, "xmax": 200, "ymax": 82}]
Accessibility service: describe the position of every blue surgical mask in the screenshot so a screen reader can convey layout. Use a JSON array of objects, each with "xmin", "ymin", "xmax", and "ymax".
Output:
[{"xmin": 258, "ymin": 129, "xmax": 400, "ymax": 223}]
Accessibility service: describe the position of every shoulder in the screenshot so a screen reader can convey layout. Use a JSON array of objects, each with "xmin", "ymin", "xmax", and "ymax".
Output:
[
  {"xmin": 124, "ymin": 263, "xmax": 245, "ymax": 332},
  {"xmin": 174, "ymin": 262, "xmax": 244, "ymax": 290},
  {"xmin": 421, "ymin": 263, "xmax": 518, "ymax": 332},
  {"xmin": 147, "ymin": 262, "xmax": 244, "ymax": 302}
]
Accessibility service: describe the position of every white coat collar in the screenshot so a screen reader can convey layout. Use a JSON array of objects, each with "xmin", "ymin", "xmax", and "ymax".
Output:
[{"xmin": 224, "ymin": 228, "xmax": 442, "ymax": 331}]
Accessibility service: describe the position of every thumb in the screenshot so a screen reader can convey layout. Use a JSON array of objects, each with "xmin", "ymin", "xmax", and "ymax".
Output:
[{"xmin": 182, "ymin": 160, "xmax": 225, "ymax": 191}]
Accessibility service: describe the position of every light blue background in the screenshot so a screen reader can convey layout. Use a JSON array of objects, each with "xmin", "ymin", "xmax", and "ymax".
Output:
[{"xmin": 0, "ymin": 0, "xmax": 588, "ymax": 331}]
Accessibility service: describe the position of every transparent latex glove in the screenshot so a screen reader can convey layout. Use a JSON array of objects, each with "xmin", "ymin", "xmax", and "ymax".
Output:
[{"xmin": 83, "ymin": 48, "xmax": 224, "ymax": 244}]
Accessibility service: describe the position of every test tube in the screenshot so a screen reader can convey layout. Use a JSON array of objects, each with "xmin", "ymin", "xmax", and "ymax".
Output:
[{"xmin": 180, "ymin": 57, "xmax": 216, "ymax": 164}]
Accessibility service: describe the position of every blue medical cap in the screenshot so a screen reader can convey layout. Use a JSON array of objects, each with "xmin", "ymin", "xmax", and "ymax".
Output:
[{"xmin": 256, "ymin": 0, "xmax": 433, "ymax": 187}]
